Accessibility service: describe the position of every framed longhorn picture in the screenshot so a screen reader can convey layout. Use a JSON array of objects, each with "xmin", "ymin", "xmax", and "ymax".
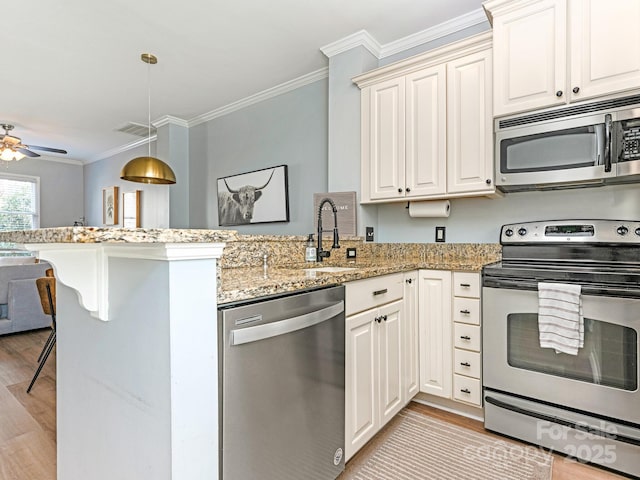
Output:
[{"xmin": 217, "ymin": 165, "xmax": 289, "ymax": 226}]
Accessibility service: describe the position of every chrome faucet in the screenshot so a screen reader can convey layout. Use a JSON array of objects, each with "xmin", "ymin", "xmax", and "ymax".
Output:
[{"xmin": 316, "ymin": 198, "xmax": 340, "ymax": 262}]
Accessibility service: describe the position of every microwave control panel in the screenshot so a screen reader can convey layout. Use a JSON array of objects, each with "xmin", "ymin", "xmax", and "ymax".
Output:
[{"xmin": 619, "ymin": 119, "xmax": 640, "ymax": 161}]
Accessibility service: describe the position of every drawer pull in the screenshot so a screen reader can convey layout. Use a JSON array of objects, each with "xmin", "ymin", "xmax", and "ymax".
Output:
[
  {"xmin": 460, "ymin": 335, "xmax": 471, "ymax": 340},
  {"xmin": 460, "ymin": 362, "xmax": 471, "ymax": 367},
  {"xmin": 460, "ymin": 309, "xmax": 471, "ymax": 315},
  {"xmin": 372, "ymin": 289, "xmax": 388, "ymax": 296},
  {"xmin": 460, "ymin": 388, "xmax": 471, "ymax": 394},
  {"xmin": 459, "ymin": 283, "xmax": 471, "ymax": 288}
]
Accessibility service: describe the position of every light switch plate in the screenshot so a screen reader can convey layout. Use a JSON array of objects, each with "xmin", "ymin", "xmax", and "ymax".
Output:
[
  {"xmin": 435, "ymin": 226, "xmax": 446, "ymax": 243},
  {"xmin": 366, "ymin": 227, "xmax": 374, "ymax": 242}
]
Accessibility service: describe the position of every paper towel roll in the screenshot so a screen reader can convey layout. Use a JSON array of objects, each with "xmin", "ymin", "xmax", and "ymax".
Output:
[{"xmin": 408, "ymin": 200, "xmax": 451, "ymax": 218}]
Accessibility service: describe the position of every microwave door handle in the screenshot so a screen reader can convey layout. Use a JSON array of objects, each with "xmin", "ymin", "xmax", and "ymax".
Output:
[{"xmin": 604, "ymin": 113, "xmax": 612, "ymax": 172}]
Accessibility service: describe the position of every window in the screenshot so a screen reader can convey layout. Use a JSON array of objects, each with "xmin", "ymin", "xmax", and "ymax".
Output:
[{"xmin": 0, "ymin": 174, "xmax": 39, "ymax": 231}]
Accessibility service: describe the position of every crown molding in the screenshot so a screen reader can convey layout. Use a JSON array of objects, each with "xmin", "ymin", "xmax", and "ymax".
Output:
[
  {"xmin": 188, "ymin": 67, "xmax": 329, "ymax": 127},
  {"xmin": 380, "ymin": 9, "xmax": 488, "ymax": 58},
  {"xmin": 89, "ymin": 134, "xmax": 157, "ymax": 164},
  {"xmin": 34, "ymin": 155, "xmax": 84, "ymax": 166},
  {"xmin": 154, "ymin": 115, "xmax": 189, "ymax": 128},
  {"xmin": 320, "ymin": 30, "xmax": 382, "ymax": 59},
  {"xmin": 320, "ymin": 8, "xmax": 488, "ymax": 60}
]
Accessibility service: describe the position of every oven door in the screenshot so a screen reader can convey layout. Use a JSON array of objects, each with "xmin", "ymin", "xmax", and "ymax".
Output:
[{"xmin": 483, "ymin": 286, "xmax": 639, "ymax": 425}]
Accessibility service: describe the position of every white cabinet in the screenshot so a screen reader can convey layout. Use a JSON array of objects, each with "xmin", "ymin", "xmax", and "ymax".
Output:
[
  {"xmin": 447, "ymin": 50, "xmax": 494, "ymax": 194},
  {"xmin": 487, "ymin": 0, "xmax": 640, "ymax": 117},
  {"xmin": 402, "ymin": 271, "xmax": 419, "ymax": 403},
  {"xmin": 418, "ymin": 270, "xmax": 483, "ymax": 407},
  {"xmin": 356, "ymin": 32, "xmax": 495, "ymax": 203},
  {"xmin": 418, "ymin": 270, "xmax": 452, "ymax": 398},
  {"xmin": 345, "ymin": 273, "xmax": 404, "ymax": 460},
  {"xmin": 451, "ymin": 272, "xmax": 482, "ymax": 407}
]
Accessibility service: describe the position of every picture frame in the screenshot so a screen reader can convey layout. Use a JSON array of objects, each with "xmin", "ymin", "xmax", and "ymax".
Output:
[
  {"xmin": 217, "ymin": 165, "xmax": 289, "ymax": 226},
  {"xmin": 102, "ymin": 186, "xmax": 119, "ymax": 226},
  {"xmin": 122, "ymin": 190, "xmax": 141, "ymax": 228}
]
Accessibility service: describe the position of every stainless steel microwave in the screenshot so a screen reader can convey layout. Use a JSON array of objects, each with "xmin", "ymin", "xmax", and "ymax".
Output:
[{"xmin": 495, "ymin": 95, "xmax": 640, "ymax": 192}]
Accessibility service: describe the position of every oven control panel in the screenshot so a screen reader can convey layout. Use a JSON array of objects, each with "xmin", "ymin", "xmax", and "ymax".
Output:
[{"xmin": 500, "ymin": 219, "xmax": 640, "ymax": 244}]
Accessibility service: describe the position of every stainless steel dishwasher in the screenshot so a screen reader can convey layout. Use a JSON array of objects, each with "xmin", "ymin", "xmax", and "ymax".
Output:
[{"xmin": 218, "ymin": 285, "xmax": 345, "ymax": 480}]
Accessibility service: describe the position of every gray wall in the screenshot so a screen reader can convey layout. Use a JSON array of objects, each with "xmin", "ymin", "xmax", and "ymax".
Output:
[
  {"xmin": 84, "ymin": 143, "xmax": 170, "ymax": 228},
  {"xmin": 190, "ymin": 78, "xmax": 328, "ymax": 235},
  {"xmin": 4, "ymin": 159, "xmax": 84, "ymax": 227}
]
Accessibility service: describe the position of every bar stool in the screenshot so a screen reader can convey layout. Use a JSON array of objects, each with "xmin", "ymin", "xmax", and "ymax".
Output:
[{"xmin": 26, "ymin": 275, "xmax": 56, "ymax": 394}]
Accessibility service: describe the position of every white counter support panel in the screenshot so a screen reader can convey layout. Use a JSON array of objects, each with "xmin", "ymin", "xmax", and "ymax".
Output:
[{"xmin": 25, "ymin": 241, "xmax": 225, "ymax": 480}]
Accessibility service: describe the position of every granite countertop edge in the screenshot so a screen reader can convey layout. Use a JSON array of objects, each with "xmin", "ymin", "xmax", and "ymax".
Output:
[{"xmin": 218, "ymin": 258, "xmax": 496, "ymax": 304}]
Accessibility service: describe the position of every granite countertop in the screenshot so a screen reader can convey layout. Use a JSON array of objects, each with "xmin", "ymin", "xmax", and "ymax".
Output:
[{"xmin": 218, "ymin": 257, "xmax": 494, "ymax": 304}]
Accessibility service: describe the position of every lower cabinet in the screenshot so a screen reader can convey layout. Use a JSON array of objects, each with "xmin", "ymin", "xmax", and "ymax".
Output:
[
  {"xmin": 344, "ymin": 273, "xmax": 406, "ymax": 460},
  {"xmin": 418, "ymin": 269, "xmax": 482, "ymax": 407}
]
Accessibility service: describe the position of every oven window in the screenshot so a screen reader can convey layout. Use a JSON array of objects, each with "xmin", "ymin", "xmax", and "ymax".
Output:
[
  {"xmin": 507, "ymin": 314, "xmax": 637, "ymax": 391},
  {"xmin": 500, "ymin": 124, "xmax": 604, "ymax": 173}
]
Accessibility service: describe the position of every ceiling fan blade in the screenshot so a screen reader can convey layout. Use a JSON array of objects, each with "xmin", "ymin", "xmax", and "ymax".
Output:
[
  {"xmin": 25, "ymin": 145, "xmax": 68, "ymax": 154},
  {"xmin": 17, "ymin": 148, "xmax": 40, "ymax": 158}
]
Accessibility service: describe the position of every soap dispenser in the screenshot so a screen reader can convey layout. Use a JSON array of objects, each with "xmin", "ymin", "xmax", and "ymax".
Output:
[{"xmin": 305, "ymin": 234, "xmax": 316, "ymax": 262}]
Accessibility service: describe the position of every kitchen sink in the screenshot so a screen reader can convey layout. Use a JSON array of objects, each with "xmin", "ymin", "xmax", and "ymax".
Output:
[{"xmin": 303, "ymin": 266, "xmax": 357, "ymax": 273}]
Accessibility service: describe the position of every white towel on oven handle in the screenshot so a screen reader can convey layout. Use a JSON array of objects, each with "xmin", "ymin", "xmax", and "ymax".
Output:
[{"xmin": 538, "ymin": 282, "xmax": 583, "ymax": 355}]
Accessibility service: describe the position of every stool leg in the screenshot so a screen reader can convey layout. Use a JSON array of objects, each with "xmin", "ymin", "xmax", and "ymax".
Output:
[
  {"xmin": 37, "ymin": 328, "xmax": 55, "ymax": 363},
  {"xmin": 27, "ymin": 332, "xmax": 56, "ymax": 394}
]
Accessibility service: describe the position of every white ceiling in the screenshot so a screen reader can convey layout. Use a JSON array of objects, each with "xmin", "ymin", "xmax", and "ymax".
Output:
[{"xmin": 3, "ymin": 0, "xmax": 485, "ymax": 163}]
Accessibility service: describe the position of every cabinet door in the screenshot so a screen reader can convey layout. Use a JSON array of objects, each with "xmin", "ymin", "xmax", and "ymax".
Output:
[
  {"xmin": 368, "ymin": 78, "xmax": 406, "ymax": 200},
  {"xmin": 491, "ymin": 0, "xmax": 567, "ymax": 116},
  {"xmin": 446, "ymin": 49, "xmax": 494, "ymax": 194},
  {"xmin": 405, "ymin": 65, "xmax": 447, "ymax": 197},
  {"xmin": 569, "ymin": 0, "xmax": 640, "ymax": 102},
  {"xmin": 402, "ymin": 272, "xmax": 419, "ymax": 403},
  {"xmin": 378, "ymin": 300, "xmax": 404, "ymax": 427},
  {"xmin": 345, "ymin": 310, "xmax": 378, "ymax": 460},
  {"xmin": 418, "ymin": 270, "xmax": 452, "ymax": 398}
]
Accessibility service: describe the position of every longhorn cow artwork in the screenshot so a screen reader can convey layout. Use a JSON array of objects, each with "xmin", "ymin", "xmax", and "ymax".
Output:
[{"xmin": 217, "ymin": 165, "xmax": 290, "ymax": 226}]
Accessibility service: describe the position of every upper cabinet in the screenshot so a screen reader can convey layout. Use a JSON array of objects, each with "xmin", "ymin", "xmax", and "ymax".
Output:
[
  {"xmin": 354, "ymin": 33, "xmax": 495, "ymax": 204},
  {"xmin": 486, "ymin": 0, "xmax": 640, "ymax": 117}
]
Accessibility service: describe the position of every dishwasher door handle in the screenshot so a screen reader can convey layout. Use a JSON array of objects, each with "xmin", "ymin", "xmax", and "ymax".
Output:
[{"xmin": 230, "ymin": 300, "xmax": 344, "ymax": 346}]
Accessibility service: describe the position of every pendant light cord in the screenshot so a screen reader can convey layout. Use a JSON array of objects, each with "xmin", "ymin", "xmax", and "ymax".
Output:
[{"xmin": 147, "ymin": 58, "xmax": 152, "ymax": 158}]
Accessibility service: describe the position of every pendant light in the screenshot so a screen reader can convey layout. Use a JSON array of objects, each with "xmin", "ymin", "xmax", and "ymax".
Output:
[{"xmin": 120, "ymin": 53, "xmax": 176, "ymax": 185}]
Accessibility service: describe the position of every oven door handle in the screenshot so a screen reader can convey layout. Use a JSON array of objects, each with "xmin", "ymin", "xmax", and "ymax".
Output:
[{"xmin": 485, "ymin": 396, "xmax": 640, "ymax": 447}]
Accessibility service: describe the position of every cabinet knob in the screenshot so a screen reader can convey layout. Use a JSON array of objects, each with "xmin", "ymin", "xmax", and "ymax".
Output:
[
  {"xmin": 374, "ymin": 316, "xmax": 381, "ymax": 324},
  {"xmin": 460, "ymin": 388, "xmax": 471, "ymax": 394},
  {"xmin": 460, "ymin": 335, "xmax": 471, "ymax": 340},
  {"xmin": 398, "ymin": 188, "xmax": 403, "ymax": 193},
  {"xmin": 572, "ymin": 86, "xmax": 580, "ymax": 94},
  {"xmin": 405, "ymin": 187, "xmax": 411, "ymax": 193},
  {"xmin": 406, "ymin": 278, "xmax": 413, "ymax": 284},
  {"xmin": 556, "ymin": 90, "xmax": 563, "ymax": 97},
  {"xmin": 460, "ymin": 362, "xmax": 471, "ymax": 367},
  {"xmin": 382, "ymin": 314, "xmax": 388, "ymax": 322},
  {"xmin": 485, "ymin": 178, "xmax": 492, "ymax": 185}
]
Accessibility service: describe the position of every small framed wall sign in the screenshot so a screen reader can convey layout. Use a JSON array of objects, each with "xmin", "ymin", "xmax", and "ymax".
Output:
[
  {"xmin": 313, "ymin": 191, "xmax": 357, "ymax": 236},
  {"xmin": 217, "ymin": 165, "xmax": 290, "ymax": 226},
  {"xmin": 102, "ymin": 186, "xmax": 119, "ymax": 226},
  {"xmin": 122, "ymin": 190, "xmax": 141, "ymax": 228}
]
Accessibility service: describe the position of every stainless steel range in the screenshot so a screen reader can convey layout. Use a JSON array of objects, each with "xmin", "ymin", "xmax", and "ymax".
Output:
[{"xmin": 482, "ymin": 220, "xmax": 640, "ymax": 477}]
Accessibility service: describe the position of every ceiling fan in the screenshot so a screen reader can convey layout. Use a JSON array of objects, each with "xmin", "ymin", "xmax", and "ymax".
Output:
[{"xmin": 0, "ymin": 124, "xmax": 68, "ymax": 161}]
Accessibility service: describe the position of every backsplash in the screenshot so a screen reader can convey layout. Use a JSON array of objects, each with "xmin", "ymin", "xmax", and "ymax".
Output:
[{"xmin": 220, "ymin": 234, "xmax": 501, "ymax": 269}]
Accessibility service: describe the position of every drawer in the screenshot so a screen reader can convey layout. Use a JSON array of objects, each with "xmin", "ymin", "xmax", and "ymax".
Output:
[
  {"xmin": 453, "ymin": 374, "xmax": 481, "ymax": 406},
  {"xmin": 452, "ymin": 297, "xmax": 480, "ymax": 325},
  {"xmin": 454, "ymin": 323, "xmax": 480, "ymax": 352},
  {"xmin": 345, "ymin": 273, "xmax": 403, "ymax": 316},
  {"xmin": 454, "ymin": 349, "xmax": 481, "ymax": 379},
  {"xmin": 453, "ymin": 272, "xmax": 480, "ymax": 298}
]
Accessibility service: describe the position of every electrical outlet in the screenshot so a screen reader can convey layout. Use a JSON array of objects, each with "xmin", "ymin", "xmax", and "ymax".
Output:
[
  {"xmin": 346, "ymin": 248, "xmax": 357, "ymax": 259},
  {"xmin": 435, "ymin": 226, "xmax": 446, "ymax": 243},
  {"xmin": 366, "ymin": 227, "xmax": 374, "ymax": 242}
]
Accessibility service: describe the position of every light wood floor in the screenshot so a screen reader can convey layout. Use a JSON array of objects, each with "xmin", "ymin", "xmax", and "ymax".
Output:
[{"xmin": 0, "ymin": 330, "xmax": 631, "ymax": 480}]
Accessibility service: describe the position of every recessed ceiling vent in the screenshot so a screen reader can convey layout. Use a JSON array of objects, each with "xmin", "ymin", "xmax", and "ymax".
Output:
[{"xmin": 116, "ymin": 122, "xmax": 156, "ymax": 137}]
